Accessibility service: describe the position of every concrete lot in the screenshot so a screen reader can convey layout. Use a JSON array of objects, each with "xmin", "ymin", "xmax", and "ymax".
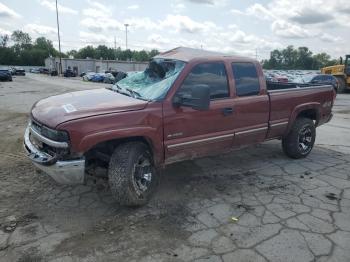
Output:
[{"xmin": 0, "ymin": 74, "xmax": 349, "ymax": 262}]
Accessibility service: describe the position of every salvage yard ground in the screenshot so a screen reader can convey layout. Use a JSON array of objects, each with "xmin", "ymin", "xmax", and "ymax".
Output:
[{"xmin": 0, "ymin": 74, "xmax": 350, "ymax": 262}]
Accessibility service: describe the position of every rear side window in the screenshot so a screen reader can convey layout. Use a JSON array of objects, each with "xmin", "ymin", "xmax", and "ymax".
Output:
[
  {"xmin": 180, "ymin": 62, "xmax": 229, "ymax": 99},
  {"xmin": 232, "ymin": 62, "xmax": 260, "ymax": 96},
  {"xmin": 326, "ymin": 76, "xmax": 334, "ymax": 82}
]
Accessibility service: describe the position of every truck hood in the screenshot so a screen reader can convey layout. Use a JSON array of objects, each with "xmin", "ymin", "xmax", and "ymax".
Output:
[{"xmin": 31, "ymin": 88, "xmax": 148, "ymax": 128}]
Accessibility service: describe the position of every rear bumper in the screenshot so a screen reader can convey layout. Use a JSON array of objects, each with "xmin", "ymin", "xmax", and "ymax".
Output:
[
  {"xmin": 23, "ymin": 126, "xmax": 85, "ymax": 184},
  {"xmin": 326, "ymin": 113, "xmax": 333, "ymax": 123}
]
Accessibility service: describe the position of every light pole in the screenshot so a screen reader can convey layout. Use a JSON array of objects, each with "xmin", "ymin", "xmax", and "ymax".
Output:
[
  {"xmin": 55, "ymin": 0, "xmax": 62, "ymax": 75},
  {"xmin": 124, "ymin": 23, "xmax": 129, "ymax": 50}
]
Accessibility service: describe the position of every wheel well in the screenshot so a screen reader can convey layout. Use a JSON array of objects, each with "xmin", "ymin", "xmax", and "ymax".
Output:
[
  {"xmin": 84, "ymin": 137, "xmax": 154, "ymax": 178},
  {"xmin": 297, "ymin": 109, "xmax": 318, "ymax": 123}
]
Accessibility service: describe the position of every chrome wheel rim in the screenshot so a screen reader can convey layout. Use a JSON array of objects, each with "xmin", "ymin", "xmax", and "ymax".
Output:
[
  {"xmin": 298, "ymin": 126, "xmax": 312, "ymax": 154},
  {"xmin": 133, "ymin": 155, "xmax": 152, "ymax": 195}
]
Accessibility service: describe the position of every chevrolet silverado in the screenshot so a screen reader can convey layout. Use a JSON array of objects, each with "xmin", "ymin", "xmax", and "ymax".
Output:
[{"xmin": 24, "ymin": 47, "xmax": 335, "ymax": 206}]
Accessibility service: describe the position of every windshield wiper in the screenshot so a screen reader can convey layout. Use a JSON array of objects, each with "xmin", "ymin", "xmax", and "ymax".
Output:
[
  {"xmin": 126, "ymin": 88, "xmax": 149, "ymax": 101},
  {"xmin": 109, "ymin": 84, "xmax": 132, "ymax": 97}
]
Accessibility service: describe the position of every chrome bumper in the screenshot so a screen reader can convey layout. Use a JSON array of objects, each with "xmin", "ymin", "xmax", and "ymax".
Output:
[{"xmin": 24, "ymin": 126, "xmax": 85, "ymax": 184}]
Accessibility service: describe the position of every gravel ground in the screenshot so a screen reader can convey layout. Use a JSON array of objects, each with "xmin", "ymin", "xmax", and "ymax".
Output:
[{"xmin": 0, "ymin": 74, "xmax": 349, "ymax": 262}]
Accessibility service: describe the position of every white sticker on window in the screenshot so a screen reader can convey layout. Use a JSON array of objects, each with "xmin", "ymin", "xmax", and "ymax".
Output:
[{"xmin": 62, "ymin": 104, "xmax": 77, "ymax": 113}]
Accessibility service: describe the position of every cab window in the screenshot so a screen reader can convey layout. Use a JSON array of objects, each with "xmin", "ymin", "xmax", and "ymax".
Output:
[
  {"xmin": 232, "ymin": 62, "xmax": 260, "ymax": 96},
  {"xmin": 179, "ymin": 62, "xmax": 229, "ymax": 100}
]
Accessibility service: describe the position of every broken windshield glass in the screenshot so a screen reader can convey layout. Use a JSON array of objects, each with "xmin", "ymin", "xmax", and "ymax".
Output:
[{"xmin": 113, "ymin": 59, "xmax": 186, "ymax": 100}]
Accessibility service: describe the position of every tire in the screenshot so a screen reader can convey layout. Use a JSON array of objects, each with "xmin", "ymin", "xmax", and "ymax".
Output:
[
  {"xmin": 335, "ymin": 76, "xmax": 347, "ymax": 93},
  {"xmin": 282, "ymin": 117, "xmax": 316, "ymax": 159},
  {"xmin": 108, "ymin": 142, "xmax": 159, "ymax": 206}
]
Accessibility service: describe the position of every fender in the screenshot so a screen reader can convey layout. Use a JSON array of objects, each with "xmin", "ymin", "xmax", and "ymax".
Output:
[
  {"xmin": 285, "ymin": 102, "xmax": 321, "ymax": 135},
  {"xmin": 78, "ymin": 126, "xmax": 164, "ymax": 166}
]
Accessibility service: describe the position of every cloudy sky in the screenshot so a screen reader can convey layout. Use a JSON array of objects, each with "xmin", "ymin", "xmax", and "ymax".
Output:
[{"xmin": 0, "ymin": 0, "xmax": 349, "ymax": 59}]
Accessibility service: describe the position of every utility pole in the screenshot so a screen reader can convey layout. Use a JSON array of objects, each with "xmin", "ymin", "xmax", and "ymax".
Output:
[
  {"xmin": 255, "ymin": 48, "xmax": 258, "ymax": 60},
  {"xmin": 124, "ymin": 24, "xmax": 129, "ymax": 50},
  {"xmin": 55, "ymin": 0, "xmax": 62, "ymax": 75},
  {"xmin": 114, "ymin": 36, "xmax": 117, "ymax": 60}
]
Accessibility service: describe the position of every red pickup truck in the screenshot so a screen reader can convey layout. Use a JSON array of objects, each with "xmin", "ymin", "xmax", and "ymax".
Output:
[{"xmin": 24, "ymin": 47, "xmax": 335, "ymax": 206}]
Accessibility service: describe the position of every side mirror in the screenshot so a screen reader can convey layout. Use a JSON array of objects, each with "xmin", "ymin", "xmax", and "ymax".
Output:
[{"xmin": 173, "ymin": 84, "xmax": 210, "ymax": 111}]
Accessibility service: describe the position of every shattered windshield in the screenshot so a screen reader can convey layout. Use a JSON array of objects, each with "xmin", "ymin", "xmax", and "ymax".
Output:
[{"xmin": 112, "ymin": 59, "xmax": 186, "ymax": 101}]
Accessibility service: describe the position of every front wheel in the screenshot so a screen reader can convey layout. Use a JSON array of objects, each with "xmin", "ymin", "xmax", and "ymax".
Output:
[
  {"xmin": 282, "ymin": 117, "xmax": 316, "ymax": 159},
  {"xmin": 108, "ymin": 142, "xmax": 159, "ymax": 206}
]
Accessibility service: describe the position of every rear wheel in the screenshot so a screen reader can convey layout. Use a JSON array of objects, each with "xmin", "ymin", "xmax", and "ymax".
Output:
[
  {"xmin": 335, "ymin": 76, "xmax": 347, "ymax": 93},
  {"xmin": 282, "ymin": 117, "xmax": 316, "ymax": 159},
  {"xmin": 108, "ymin": 142, "xmax": 159, "ymax": 206}
]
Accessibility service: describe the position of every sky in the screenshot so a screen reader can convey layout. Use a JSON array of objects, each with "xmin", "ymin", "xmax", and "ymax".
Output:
[{"xmin": 0, "ymin": 0, "xmax": 349, "ymax": 59}]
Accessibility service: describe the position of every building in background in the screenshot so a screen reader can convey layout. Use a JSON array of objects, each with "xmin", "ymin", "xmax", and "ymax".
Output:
[{"xmin": 45, "ymin": 57, "xmax": 148, "ymax": 75}]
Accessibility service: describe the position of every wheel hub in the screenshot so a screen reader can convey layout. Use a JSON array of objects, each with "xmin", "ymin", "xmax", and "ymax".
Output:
[
  {"xmin": 298, "ymin": 126, "xmax": 312, "ymax": 153},
  {"xmin": 133, "ymin": 156, "xmax": 152, "ymax": 194}
]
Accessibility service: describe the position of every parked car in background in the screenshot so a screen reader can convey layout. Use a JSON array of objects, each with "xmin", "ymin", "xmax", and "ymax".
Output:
[
  {"xmin": 103, "ymin": 73, "xmax": 115, "ymax": 84},
  {"xmin": 9, "ymin": 67, "xmax": 16, "ymax": 75},
  {"xmin": 15, "ymin": 68, "xmax": 26, "ymax": 76},
  {"xmin": 63, "ymin": 69, "xmax": 76, "ymax": 77},
  {"xmin": 39, "ymin": 68, "xmax": 50, "ymax": 74},
  {"xmin": 30, "ymin": 68, "xmax": 40, "ymax": 73},
  {"xmin": 302, "ymin": 74, "xmax": 339, "ymax": 91},
  {"xmin": 264, "ymin": 73, "xmax": 289, "ymax": 83},
  {"xmin": 50, "ymin": 69, "xmax": 58, "ymax": 76},
  {"xmin": 82, "ymin": 72, "xmax": 96, "ymax": 81},
  {"xmin": 81, "ymin": 71, "xmax": 127, "ymax": 83},
  {"xmin": 0, "ymin": 69, "xmax": 12, "ymax": 81},
  {"xmin": 90, "ymin": 73, "xmax": 105, "ymax": 82}
]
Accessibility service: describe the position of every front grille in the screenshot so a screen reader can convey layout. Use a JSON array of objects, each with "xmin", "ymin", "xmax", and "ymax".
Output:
[
  {"xmin": 31, "ymin": 119, "xmax": 42, "ymax": 134},
  {"xmin": 29, "ymin": 119, "xmax": 69, "ymax": 158}
]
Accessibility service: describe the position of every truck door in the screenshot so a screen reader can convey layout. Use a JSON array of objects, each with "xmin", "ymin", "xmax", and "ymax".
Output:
[
  {"xmin": 230, "ymin": 62, "xmax": 269, "ymax": 146},
  {"xmin": 163, "ymin": 62, "xmax": 236, "ymax": 164}
]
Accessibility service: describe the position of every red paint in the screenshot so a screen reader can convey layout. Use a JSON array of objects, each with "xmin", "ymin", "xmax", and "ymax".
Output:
[{"xmin": 31, "ymin": 51, "xmax": 334, "ymax": 168}]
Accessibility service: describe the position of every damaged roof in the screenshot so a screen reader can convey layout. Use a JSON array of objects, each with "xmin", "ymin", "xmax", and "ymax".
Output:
[{"xmin": 154, "ymin": 47, "xmax": 254, "ymax": 62}]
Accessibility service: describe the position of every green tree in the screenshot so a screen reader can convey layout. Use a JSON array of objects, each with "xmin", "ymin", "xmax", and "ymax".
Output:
[
  {"xmin": 295, "ymin": 47, "xmax": 313, "ymax": 69},
  {"xmin": 132, "ymin": 50, "xmax": 149, "ymax": 61},
  {"xmin": 281, "ymin": 45, "xmax": 297, "ymax": 69},
  {"xmin": 11, "ymin": 30, "xmax": 32, "ymax": 48},
  {"xmin": 312, "ymin": 53, "xmax": 337, "ymax": 69},
  {"xmin": 75, "ymin": 45, "xmax": 95, "ymax": 59},
  {"xmin": 262, "ymin": 46, "xmax": 336, "ymax": 70},
  {"xmin": 0, "ymin": 34, "xmax": 9, "ymax": 47},
  {"xmin": 66, "ymin": 49, "xmax": 78, "ymax": 58},
  {"xmin": 34, "ymin": 37, "xmax": 57, "ymax": 56}
]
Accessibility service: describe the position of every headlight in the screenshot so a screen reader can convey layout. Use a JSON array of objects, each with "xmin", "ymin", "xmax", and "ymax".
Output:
[{"xmin": 41, "ymin": 126, "xmax": 69, "ymax": 142}]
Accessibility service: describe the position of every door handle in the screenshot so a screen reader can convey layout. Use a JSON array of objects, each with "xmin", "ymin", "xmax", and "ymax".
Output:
[{"xmin": 222, "ymin": 107, "xmax": 234, "ymax": 116}]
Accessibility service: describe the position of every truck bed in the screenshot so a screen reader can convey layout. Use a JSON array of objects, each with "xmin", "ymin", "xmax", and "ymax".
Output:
[
  {"xmin": 266, "ymin": 82, "xmax": 334, "ymax": 139},
  {"xmin": 266, "ymin": 81, "xmax": 326, "ymax": 91}
]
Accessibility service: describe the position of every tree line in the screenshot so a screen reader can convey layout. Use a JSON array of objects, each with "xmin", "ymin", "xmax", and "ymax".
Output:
[
  {"xmin": 0, "ymin": 30, "xmax": 159, "ymax": 66},
  {"xmin": 0, "ymin": 30, "xmax": 339, "ymax": 69},
  {"xmin": 262, "ymin": 46, "xmax": 338, "ymax": 70}
]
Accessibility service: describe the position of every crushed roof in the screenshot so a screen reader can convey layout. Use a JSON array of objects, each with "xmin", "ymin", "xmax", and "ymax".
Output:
[
  {"xmin": 154, "ymin": 47, "xmax": 226, "ymax": 62},
  {"xmin": 154, "ymin": 46, "xmax": 254, "ymax": 62}
]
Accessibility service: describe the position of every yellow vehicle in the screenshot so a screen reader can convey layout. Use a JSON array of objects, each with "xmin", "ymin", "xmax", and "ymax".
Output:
[{"xmin": 321, "ymin": 55, "xmax": 350, "ymax": 93}]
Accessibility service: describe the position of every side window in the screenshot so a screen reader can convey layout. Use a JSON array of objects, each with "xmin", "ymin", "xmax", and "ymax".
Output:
[
  {"xmin": 180, "ymin": 63, "xmax": 229, "ymax": 100},
  {"xmin": 314, "ymin": 76, "xmax": 322, "ymax": 82},
  {"xmin": 322, "ymin": 76, "xmax": 330, "ymax": 82},
  {"xmin": 232, "ymin": 62, "xmax": 260, "ymax": 96},
  {"xmin": 326, "ymin": 76, "xmax": 333, "ymax": 82}
]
